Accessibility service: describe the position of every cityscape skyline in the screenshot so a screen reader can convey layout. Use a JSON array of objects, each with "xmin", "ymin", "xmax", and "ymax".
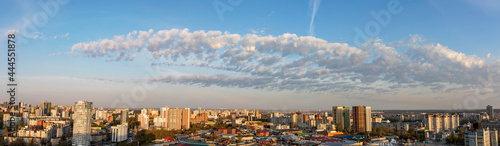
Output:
[
  {"xmin": 3, "ymin": 1, "xmax": 500, "ymax": 145},
  {"xmin": 1, "ymin": 99, "xmax": 499, "ymax": 145},
  {"xmin": 10, "ymin": 100, "xmax": 500, "ymax": 111},
  {"xmin": 2, "ymin": 0, "xmax": 500, "ymax": 110}
]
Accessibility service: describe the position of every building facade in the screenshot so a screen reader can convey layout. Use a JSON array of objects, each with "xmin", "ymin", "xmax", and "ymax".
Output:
[
  {"xmin": 465, "ymin": 128, "xmax": 498, "ymax": 146},
  {"xmin": 139, "ymin": 113, "xmax": 149, "ymax": 130},
  {"xmin": 352, "ymin": 106, "xmax": 367, "ymax": 133},
  {"xmin": 487, "ymin": 105, "xmax": 495, "ymax": 119},
  {"xmin": 72, "ymin": 101, "xmax": 92, "ymax": 146},
  {"xmin": 154, "ymin": 107, "xmax": 191, "ymax": 130},
  {"xmin": 121, "ymin": 109, "xmax": 129, "ymax": 125},
  {"xmin": 425, "ymin": 114, "xmax": 460, "ymax": 133},
  {"xmin": 111, "ymin": 124, "xmax": 128, "ymax": 142},
  {"xmin": 332, "ymin": 106, "xmax": 350, "ymax": 131}
]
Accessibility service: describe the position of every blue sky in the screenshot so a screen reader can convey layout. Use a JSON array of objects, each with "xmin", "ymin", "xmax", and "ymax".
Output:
[{"xmin": 1, "ymin": 0, "xmax": 500, "ymax": 110}]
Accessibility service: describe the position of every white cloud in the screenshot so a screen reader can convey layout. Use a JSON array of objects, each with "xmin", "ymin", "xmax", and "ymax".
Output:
[
  {"xmin": 54, "ymin": 32, "xmax": 70, "ymax": 39},
  {"xmin": 250, "ymin": 28, "xmax": 266, "ymax": 35},
  {"xmin": 5, "ymin": 29, "xmax": 19, "ymax": 35},
  {"xmin": 308, "ymin": 0, "xmax": 321, "ymax": 36},
  {"xmin": 48, "ymin": 52, "xmax": 62, "ymax": 57},
  {"xmin": 85, "ymin": 77, "xmax": 124, "ymax": 82},
  {"xmin": 70, "ymin": 29, "xmax": 500, "ymax": 94}
]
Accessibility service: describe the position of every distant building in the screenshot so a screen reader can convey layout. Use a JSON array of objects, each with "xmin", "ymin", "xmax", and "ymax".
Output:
[
  {"xmin": 41, "ymin": 101, "xmax": 52, "ymax": 116},
  {"xmin": 139, "ymin": 112, "xmax": 149, "ymax": 130},
  {"xmin": 332, "ymin": 106, "xmax": 350, "ymax": 131},
  {"xmin": 61, "ymin": 110, "xmax": 69, "ymax": 118},
  {"xmin": 481, "ymin": 121, "xmax": 500, "ymax": 131},
  {"xmin": 425, "ymin": 114, "xmax": 459, "ymax": 133},
  {"xmin": 154, "ymin": 107, "xmax": 190, "ymax": 130},
  {"xmin": 96, "ymin": 110, "xmax": 105, "ymax": 120},
  {"xmin": 487, "ymin": 105, "xmax": 495, "ymax": 119},
  {"xmin": 2, "ymin": 114, "xmax": 22, "ymax": 128},
  {"xmin": 50, "ymin": 109, "xmax": 58, "ymax": 117},
  {"xmin": 182, "ymin": 108, "xmax": 190, "ymax": 129},
  {"xmin": 72, "ymin": 101, "xmax": 92, "ymax": 146},
  {"xmin": 191, "ymin": 113, "xmax": 208, "ymax": 124},
  {"xmin": 111, "ymin": 124, "xmax": 128, "ymax": 142},
  {"xmin": 366, "ymin": 106, "xmax": 372, "ymax": 132},
  {"xmin": 465, "ymin": 128, "xmax": 498, "ymax": 146},
  {"xmin": 121, "ymin": 109, "xmax": 129, "ymax": 125}
]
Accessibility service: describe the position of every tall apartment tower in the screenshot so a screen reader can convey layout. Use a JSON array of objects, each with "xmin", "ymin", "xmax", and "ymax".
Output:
[
  {"xmin": 41, "ymin": 101, "xmax": 52, "ymax": 116},
  {"xmin": 488, "ymin": 105, "xmax": 494, "ymax": 119},
  {"xmin": 182, "ymin": 108, "xmax": 190, "ymax": 129},
  {"xmin": 139, "ymin": 113, "xmax": 149, "ymax": 129},
  {"xmin": 365, "ymin": 106, "xmax": 372, "ymax": 132},
  {"xmin": 154, "ymin": 107, "xmax": 190, "ymax": 130},
  {"xmin": 73, "ymin": 101, "xmax": 92, "ymax": 146},
  {"xmin": 159, "ymin": 106, "xmax": 169, "ymax": 127},
  {"xmin": 332, "ymin": 106, "xmax": 350, "ymax": 131},
  {"xmin": 167, "ymin": 108, "xmax": 183, "ymax": 130},
  {"xmin": 121, "ymin": 109, "xmax": 129, "ymax": 125},
  {"xmin": 352, "ymin": 106, "xmax": 366, "ymax": 133}
]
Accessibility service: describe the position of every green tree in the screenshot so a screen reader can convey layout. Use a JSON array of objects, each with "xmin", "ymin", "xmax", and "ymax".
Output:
[
  {"xmin": 10, "ymin": 137, "xmax": 27, "ymax": 146},
  {"xmin": 237, "ymin": 133, "xmax": 243, "ymax": 143},
  {"xmin": 2, "ymin": 125, "xmax": 9, "ymax": 137},
  {"xmin": 371, "ymin": 127, "xmax": 379, "ymax": 137},
  {"xmin": 128, "ymin": 117, "xmax": 140, "ymax": 129},
  {"xmin": 336, "ymin": 123, "xmax": 344, "ymax": 132},
  {"xmin": 0, "ymin": 136, "xmax": 5, "ymax": 146},
  {"xmin": 136, "ymin": 130, "xmax": 155, "ymax": 145},
  {"xmin": 408, "ymin": 127, "xmax": 415, "ymax": 135},
  {"xmin": 18, "ymin": 120, "xmax": 25, "ymax": 128},
  {"xmin": 208, "ymin": 135, "xmax": 218, "ymax": 141},
  {"xmin": 219, "ymin": 137, "xmax": 230, "ymax": 143}
]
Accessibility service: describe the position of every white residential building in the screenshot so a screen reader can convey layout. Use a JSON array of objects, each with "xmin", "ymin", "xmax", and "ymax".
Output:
[
  {"xmin": 425, "ymin": 114, "xmax": 459, "ymax": 133},
  {"xmin": 465, "ymin": 128, "xmax": 498, "ymax": 146},
  {"xmin": 139, "ymin": 113, "xmax": 149, "ymax": 130},
  {"xmin": 111, "ymin": 124, "xmax": 128, "ymax": 142},
  {"xmin": 366, "ymin": 106, "xmax": 372, "ymax": 132}
]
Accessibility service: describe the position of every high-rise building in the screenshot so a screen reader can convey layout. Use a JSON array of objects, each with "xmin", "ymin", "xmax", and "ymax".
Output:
[
  {"xmin": 41, "ymin": 101, "xmax": 52, "ymax": 116},
  {"xmin": 157, "ymin": 106, "xmax": 169, "ymax": 127},
  {"xmin": 488, "ymin": 105, "xmax": 495, "ymax": 119},
  {"xmin": 111, "ymin": 124, "xmax": 128, "ymax": 142},
  {"xmin": 303, "ymin": 114, "xmax": 309, "ymax": 123},
  {"xmin": 352, "ymin": 106, "xmax": 366, "ymax": 133},
  {"xmin": 72, "ymin": 101, "xmax": 92, "ymax": 146},
  {"xmin": 167, "ymin": 108, "xmax": 182, "ymax": 130},
  {"xmin": 332, "ymin": 106, "xmax": 350, "ymax": 131},
  {"xmin": 121, "ymin": 109, "xmax": 129, "ymax": 125},
  {"xmin": 292, "ymin": 113, "xmax": 298, "ymax": 125},
  {"xmin": 365, "ymin": 106, "xmax": 372, "ymax": 132},
  {"xmin": 182, "ymin": 108, "xmax": 190, "ymax": 129},
  {"xmin": 425, "ymin": 114, "xmax": 460, "ymax": 133},
  {"xmin": 139, "ymin": 113, "xmax": 149, "ymax": 130},
  {"xmin": 465, "ymin": 128, "xmax": 498, "ymax": 146},
  {"xmin": 154, "ymin": 107, "xmax": 190, "ymax": 130}
]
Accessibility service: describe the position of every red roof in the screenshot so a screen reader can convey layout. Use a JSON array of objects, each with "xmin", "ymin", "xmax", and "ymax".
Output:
[{"xmin": 163, "ymin": 137, "xmax": 175, "ymax": 141}]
